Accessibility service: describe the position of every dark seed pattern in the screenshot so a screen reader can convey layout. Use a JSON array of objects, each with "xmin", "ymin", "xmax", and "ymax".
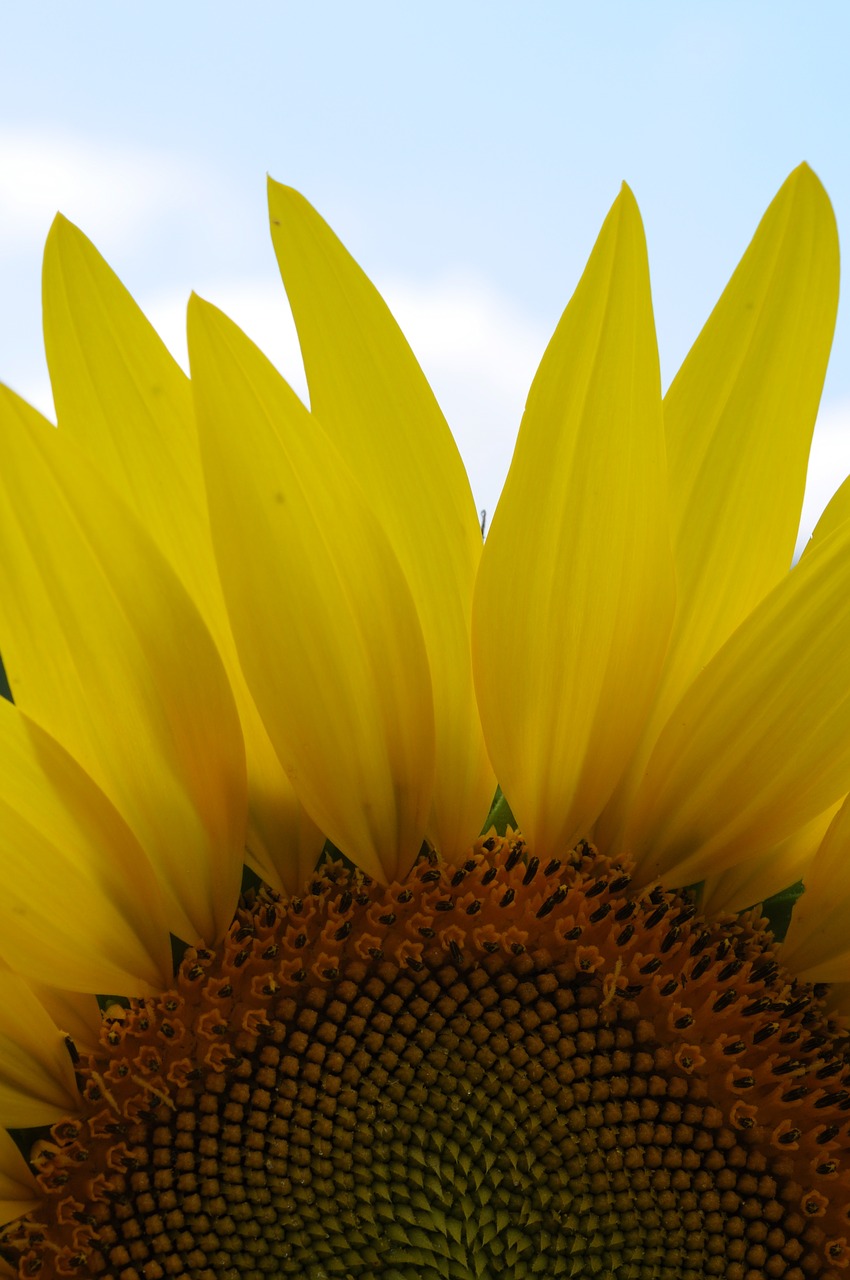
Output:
[{"xmin": 3, "ymin": 836, "xmax": 850, "ymax": 1279}]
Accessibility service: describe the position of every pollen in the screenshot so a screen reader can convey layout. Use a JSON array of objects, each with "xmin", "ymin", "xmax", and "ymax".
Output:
[{"xmin": 3, "ymin": 837, "xmax": 850, "ymax": 1279}]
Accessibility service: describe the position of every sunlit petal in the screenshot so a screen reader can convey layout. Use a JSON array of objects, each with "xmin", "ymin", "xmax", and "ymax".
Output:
[
  {"xmin": 0, "ymin": 973, "xmax": 79, "ymax": 1127},
  {"xmin": 42, "ymin": 215, "xmax": 322, "ymax": 892},
  {"xmin": 664, "ymin": 164, "xmax": 837, "ymax": 686},
  {"xmin": 0, "ymin": 387, "xmax": 246, "ymax": 943},
  {"xmin": 0, "ymin": 699, "xmax": 172, "ymax": 994},
  {"xmin": 805, "ymin": 471, "xmax": 850, "ymax": 552},
  {"xmin": 472, "ymin": 185, "xmax": 674, "ymax": 855},
  {"xmin": 189, "ymin": 295, "xmax": 435, "ymax": 884},
  {"xmin": 600, "ymin": 165, "xmax": 839, "ymax": 846},
  {"xmin": 630, "ymin": 519, "xmax": 850, "ymax": 886},
  {"xmin": 268, "ymin": 182, "xmax": 494, "ymax": 858}
]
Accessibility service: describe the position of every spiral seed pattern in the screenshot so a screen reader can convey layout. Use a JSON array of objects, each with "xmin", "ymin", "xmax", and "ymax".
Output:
[{"xmin": 3, "ymin": 837, "xmax": 850, "ymax": 1279}]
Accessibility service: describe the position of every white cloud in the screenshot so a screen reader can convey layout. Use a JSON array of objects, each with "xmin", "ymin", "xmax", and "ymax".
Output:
[
  {"xmin": 0, "ymin": 130, "xmax": 202, "ymax": 253},
  {"xmin": 143, "ymin": 270, "xmax": 547, "ymax": 521},
  {"xmin": 383, "ymin": 274, "xmax": 547, "ymax": 519},
  {"xmin": 11, "ymin": 375, "xmax": 53, "ymax": 421},
  {"xmin": 145, "ymin": 278, "xmax": 307, "ymax": 399}
]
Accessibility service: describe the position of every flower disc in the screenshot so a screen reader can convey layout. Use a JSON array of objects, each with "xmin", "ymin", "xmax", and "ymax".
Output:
[{"xmin": 3, "ymin": 838, "xmax": 850, "ymax": 1279}]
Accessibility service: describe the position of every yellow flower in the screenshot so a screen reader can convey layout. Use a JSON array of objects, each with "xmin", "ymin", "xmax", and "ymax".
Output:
[{"xmin": 0, "ymin": 163, "xmax": 849, "ymax": 1278}]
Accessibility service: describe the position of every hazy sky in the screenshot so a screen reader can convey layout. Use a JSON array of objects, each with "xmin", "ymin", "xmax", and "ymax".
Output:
[{"xmin": 1, "ymin": 2, "xmax": 847, "ymax": 545}]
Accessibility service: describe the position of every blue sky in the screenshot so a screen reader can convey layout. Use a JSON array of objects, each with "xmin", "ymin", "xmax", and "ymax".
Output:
[{"xmin": 1, "ymin": 1, "xmax": 847, "ymax": 541}]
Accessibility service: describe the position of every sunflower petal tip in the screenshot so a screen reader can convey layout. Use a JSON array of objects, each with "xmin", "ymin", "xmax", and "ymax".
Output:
[
  {"xmin": 186, "ymin": 291, "xmax": 217, "ymax": 332},
  {"xmin": 608, "ymin": 183, "xmax": 645, "ymax": 240},
  {"xmin": 187, "ymin": 296, "xmax": 245, "ymax": 359},
  {"xmin": 616, "ymin": 180, "xmax": 639, "ymax": 209},
  {"xmin": 783, "ymin": 160, "xmax": 832, "ymax": 209},
  {"xmin": 43, "ymin": 214, "xmax": 74, "ymax": 263},
  {"xmin": 47, "ymin": 210, "xmax": 72, "ymax": 235},
  {"xmin": 267, "ymin": 178, "xmax": 306, "ymax": 214},
  {"xmin": 791, "ymin": 159, "xmax": 815, "ymax": 182},
  {"xmin": 185, "ymin": 292, "xmax": 202, "ymax": 337}
]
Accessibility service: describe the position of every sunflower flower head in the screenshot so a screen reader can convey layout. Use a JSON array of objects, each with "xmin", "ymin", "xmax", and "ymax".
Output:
[{"xmin": 0, "ymin": 163, "xmax": 849, "ymax": 1279}]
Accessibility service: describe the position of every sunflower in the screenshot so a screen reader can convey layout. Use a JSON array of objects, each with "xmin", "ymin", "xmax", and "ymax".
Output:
[{"xmin": 0, "ymin": 161, "xmax": 848, "ymax": 1279}]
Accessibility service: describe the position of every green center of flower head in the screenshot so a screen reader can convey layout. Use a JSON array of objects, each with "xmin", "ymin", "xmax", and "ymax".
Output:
[{"xmin": 4, "ymin": 836, "xmax": 850, "ymax": 1280}]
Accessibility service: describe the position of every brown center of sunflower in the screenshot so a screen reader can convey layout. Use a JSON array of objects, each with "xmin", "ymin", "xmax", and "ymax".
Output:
[{"xmin": 3, "ymin": 837, "xmax": 850, "ymax": 1279}]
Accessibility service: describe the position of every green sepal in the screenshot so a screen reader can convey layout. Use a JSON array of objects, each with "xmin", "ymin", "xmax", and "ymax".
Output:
[
  {"xmin": 481, "ymin": 787, "xmax": 518, "ymax": 837},
  {"xmin": 759, "ymin": 879, "xmax": 805, "ymax": 943}
]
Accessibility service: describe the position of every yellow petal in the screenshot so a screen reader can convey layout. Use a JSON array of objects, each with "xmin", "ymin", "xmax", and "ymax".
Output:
[
  {"xmin": 268, "ymin": 182, "xmax": 494, "ymax": 857},
  {"xmin": 23, "ymin": 983, "xmax": 103, "ymax": 1056},
  {"xmin": 701, "ymin": 805, "xmax": 835, "ymax": 916},
  {"xmin": 188, "ymin": 295, "xmax": 435, "ymax": 884},
  {"xmin": 599, "ymin": 165, "xmax": 839, "ymax": 847},
  {"xmin": 0, "ymin": 387, "xmax": 246, "ymax": 944},
  {"xmin": 805, "ymin": 472, "xmax": 850, "ymax": 552},
  {"xmin": 471, "ymin": 186, "xmax": 674, "ymax": 856},
  {"xmin": 0, "ymin": 972, "xmax": 79, "ymax": 1127},
  {"xmin": 0, "ymin": 1128, "xmax": 41, "ymax": 1229},
  {"xmin": 664, "ymin": 164, "xmax": 837, "ymax": 686},
  {"xmin": 0, "ymin": 699, "xmax": 172, "ymax": 995},
  {"xmin": 629, "ymin": 518, "xmax": 850, "ymax": 887},
  {"xmin": 42, "ymin": 215, "xmax": 321, "ymax": 892},
  {"xmin": 43, "ymin": 216, "xmax": 211, "ymax": 607},
  {"xmin": 782, "ymin": 794, "xmax": 850, "ymax": 980}
]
